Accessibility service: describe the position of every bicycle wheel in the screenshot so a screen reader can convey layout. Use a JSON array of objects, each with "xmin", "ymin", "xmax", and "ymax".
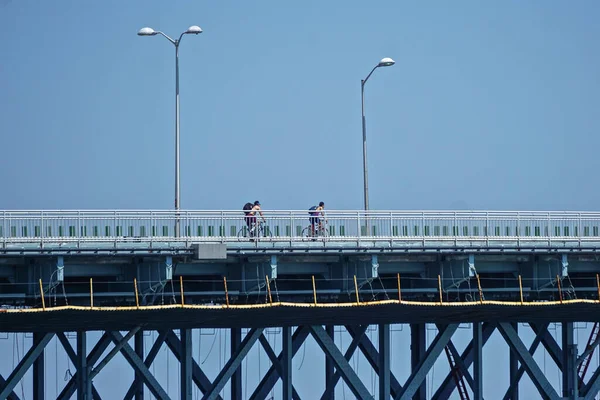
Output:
[
  {"xmin": 257, "ymin": 224, "xmax": 273, "ymax": 240},
  {"xmin": 237, "ymin": 226, "xmax": 250, "ymax": 241},
  {"xmin": 301, "ymin": 226, "xmax": 313, "ymax": 241},
  {"xmin": 318, "ymin": 227, "xmax": 330, "ymax": 240}
]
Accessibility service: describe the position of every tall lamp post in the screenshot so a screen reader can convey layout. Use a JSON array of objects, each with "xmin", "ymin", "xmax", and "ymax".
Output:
[
  {"xmin": 361, "ymin": 57, "xmax": 395, "ymax": 211},
  {"xmin": 138, "ymin": 25, "xmax": 203, "ymax": 237}
]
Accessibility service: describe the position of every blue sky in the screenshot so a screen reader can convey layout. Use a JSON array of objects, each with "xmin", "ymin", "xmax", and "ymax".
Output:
[
  {"xmin": 1, "ymin": 1, "xmax": 600, "ymax": 399},
  {"xmin": 1, "ymin": 1, "xmax": 599, "ymax": 211}
]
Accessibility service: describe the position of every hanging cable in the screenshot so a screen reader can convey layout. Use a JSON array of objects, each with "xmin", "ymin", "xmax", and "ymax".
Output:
[
  {"xmin": 151, "ymin": 331, "xmax": 156, "ymax": 390},
  {"xmin": 61, "ymin": 280, "xmax": 69, "ymax": 306},
  {"xmin": 44, "ymin": 333, "xmax": 48, "ymax": 400},
  {"xmin": 270, "ymin": 330, "xmax": 277, "ymax": 400},
  {"xmin": 340, "ymin": 327, "xmax": 346, "ymax": 400},
  {"xmin": 426, "ymin": 327, "xmax": 430, "ymax": 398},
  {"xmin": 566, "ymin": 273, "xmax": 578, "ymax": 300},
  {"xmin": 597, "ymin": 344, "xmax": 600, "ymax": 400},
  {"xmin": 273, "ymin": 278, "xmax": 280, "ymax": 302},
  {"xmin": 170, "ymin": 273, "xmax": 177, "ymax": 305},
  {"xmin": 19, "ymin": 334, "xmax": 25, "ymax": 400},
  {"xmin": 551, "ymin": 327, "xmax": 561, "ymax": 390},
  {"xmin": 55, "ymin": 335, "xmax": 58, "ymax": 399},
  {"xmin": 448, "ymin": 260, "xmax": 459, "ymax": 302},
  {"xmin": 244, "ymin": 329, "xmax": 249, "ymax": 400},
  {"xmin": 65, "ymin": 334, "xmax": 73, "ymax": 384},
  {"xmin": 364, "ymin": 265, "xmax": 377, "ymax": 301},
  {"xmin": 370, "ymin": 327, "xmax": 375, "ymax": 395},
  {"xmin": 177, "ymin": 333, "xmax": 181, "ymax": 399},
  {"xmin": 377, "ymin": 274, "xmax": 389, "ymax": 300},
  {"xmin": 256, "ymin": 264, "xmax": 262, "ymax": 304},
  {"xmin": 195, "ymin": 329, "xmax": 201, "ymax": 400},
  {"xmin": 219, "ymin": 329, "xmax": 224, "ymax": 399},
  {"xmin": 297, "ymin": 340, "xmax": 306, "ymax": 370},
  {"xmin": 356, "ymin": 327, "xmax": 362, "ymax": 373},
  {"xmin": 166, "ymin": 336, "xmax": 170, "ymax": 397},
  {"xmin": 201, "ymin": 331, "xmax": 218, "ymax": 364},
  {"xmin": 258, "ymin": 332, "xmax": 262, "ymax": 384},
  {"xmin": 47, "ymin": 269, "xmax": 58, "ymax": 307}
]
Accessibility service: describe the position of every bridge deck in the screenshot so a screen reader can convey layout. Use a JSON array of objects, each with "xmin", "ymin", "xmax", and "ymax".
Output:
[
  {"xmin": 2, "ymin": 210, "xmax": 600, "ymax": 248},
  {"xmin": 2, "ymin": 238, "xmax": 600, "ymax": 257}
]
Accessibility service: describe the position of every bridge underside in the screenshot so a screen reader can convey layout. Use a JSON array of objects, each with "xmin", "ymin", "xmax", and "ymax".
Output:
[
  {"xmin": 1, "ymin": 301, "xmax": 600, "ymax": 332},
  {"xmin": 2, "ymin": 240, "xmax": 600, "ymax": 399}
]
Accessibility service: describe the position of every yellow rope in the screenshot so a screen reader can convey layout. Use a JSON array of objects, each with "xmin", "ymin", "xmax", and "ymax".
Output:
[{"xmin": 1, "ymin": 297, "xmax": 595, "ymax": 314}]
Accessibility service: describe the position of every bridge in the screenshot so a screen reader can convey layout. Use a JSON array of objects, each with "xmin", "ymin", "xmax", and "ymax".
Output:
[{"xmin": 1, "ymin": 209, "xmax": 600, "ymax": 399}]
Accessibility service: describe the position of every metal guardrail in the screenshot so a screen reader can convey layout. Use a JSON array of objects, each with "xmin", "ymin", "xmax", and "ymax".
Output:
[{"xmin": 1, "ymin": 210, "xmax": 600, "ymax": 244}]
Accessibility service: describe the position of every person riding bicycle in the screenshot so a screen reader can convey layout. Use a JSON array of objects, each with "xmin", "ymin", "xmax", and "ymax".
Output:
[
  {"xmin": 245, "ymin": 201, "xmax": 265, "ymax": 237},
  {"xmin": 309, "ymin": 202, "xmax": 326, "ymax": 236}
]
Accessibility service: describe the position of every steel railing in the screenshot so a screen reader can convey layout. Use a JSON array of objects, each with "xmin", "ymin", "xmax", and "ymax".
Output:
[{"xmin": 1, "ymin": 210, "xmax": 600, "ymax": 244}]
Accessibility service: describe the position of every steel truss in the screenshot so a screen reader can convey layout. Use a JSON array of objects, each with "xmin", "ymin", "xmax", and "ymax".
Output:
[{"xmin": 1, "ymin": 323, "xmax": 600, "ymax": 399}]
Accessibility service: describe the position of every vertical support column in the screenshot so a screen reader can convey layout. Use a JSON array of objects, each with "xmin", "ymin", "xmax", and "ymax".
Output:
[
  {"xmin": 231, "ymin": 328, "xmax": 242, "ymax": 400},
  {"xmin": 410, "ymin": 324, "xmax": 426, "ymax": 400},
  {"xmin": 371, "ymin": 255, "xmax": 379, "ymax": 278},
  {"xmin": 473, "ymin": 323, "xmax": 483, "ymax": 400},
  {"xmin": 181, "ymin": 329, "xmax": 192, "ymax": 400},
  {"xmin": 282, "ymin": 326, "xmax": 293, "ymax": 400},
  {"xmin": 379, "ymin": 324, "xmax": 390, "ymax": 400},
  {"xmin": 561, "ymin": 254, "xmax": 569, "ymax": 278},
  {"xmin": 57, "ymin": 256, "xmax": 65, "ymax": 282},
  {"xmin": 134, "ymin": 330, "xmax": 144, "ymax": 400},
  {"xmin": 509, "ymin": 323, "xmax": 519, "ymax": 400},
  {"xmin": 33, "ymin": 332, "xmax": 45, "ymax": 400},
  {"xmin": 166, "ymin": 256, "xmax": 173, "ymax": 281},
  {"xmin": 468, "ymin": 254, "xmax": 475, "ymax": 277},
  {"xmin": 325, "ymin": 325, "xmax": 335, "ymax": 400},
  {"xmin": 562, "ymin": 322, "xmax": 577, "ymax": 399},
  {"xmin": 271, "ymin": 255, "xmax": 278, "ymax": 279},
  {"xmin": 76, "ymin": 331, "xmax": 91, "ymax": 400}
]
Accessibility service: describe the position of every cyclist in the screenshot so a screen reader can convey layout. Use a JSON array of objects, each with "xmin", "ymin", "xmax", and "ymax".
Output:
[
  {"xmin": 310, "ymin": 202, "xmax": 326, "ymax": 236},
  {"xmin": 246, "ymin": 201, "xmax": 265, "ymax": 237}
]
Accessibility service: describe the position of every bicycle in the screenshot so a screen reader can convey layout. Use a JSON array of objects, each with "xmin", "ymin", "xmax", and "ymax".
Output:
[
  {"xmin": 301, "ymin": 219, "xmax": 329, "ymax": 241},
  {"xmin": 237, "ymin": 220, "xmax": 273, "ymax": 241}
]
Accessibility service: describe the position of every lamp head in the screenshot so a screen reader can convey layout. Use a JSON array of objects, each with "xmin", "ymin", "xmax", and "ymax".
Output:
[
  {"xmin": 378, "ymin": 57, "xmax": 395, "ymax": 67},
  {"xmin": 138, "ymin": 27, "xmax": 157, "ymax": 36},
  {"xmin": 185, "ymin": 25, "xmax": 203, "ymax": 35}
]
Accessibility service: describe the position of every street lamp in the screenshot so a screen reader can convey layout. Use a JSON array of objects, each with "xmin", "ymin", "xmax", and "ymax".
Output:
[
  {"xmin": 361, "ymin": 57, "xmax": 395, "ymax": 211},
  {"xmin": 138, "ymin": 25, "xmax": 203, "ymax": 236}
]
